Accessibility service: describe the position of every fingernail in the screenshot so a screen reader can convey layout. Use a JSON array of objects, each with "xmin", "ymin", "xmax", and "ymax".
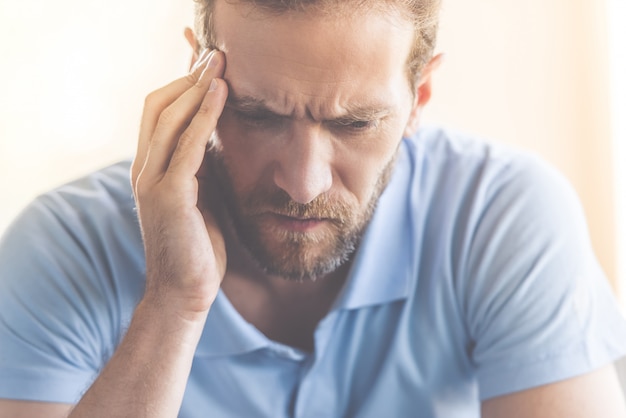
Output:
[
  {"xmin": 191, "ymin": 49, "xmax": 211, "ymax": 73},
  {"xmin": 208, "ymin": 78, "xmax": 218, "ymax": 91},
  {"xmin": 206, "ymin": 50, "xmax": 220, "ymax": 68}
]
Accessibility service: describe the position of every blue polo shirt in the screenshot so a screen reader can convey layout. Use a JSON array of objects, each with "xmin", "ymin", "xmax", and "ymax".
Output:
[{"xmin": 1, "ymin": 127, "xmax": 625, "ymax": 417}]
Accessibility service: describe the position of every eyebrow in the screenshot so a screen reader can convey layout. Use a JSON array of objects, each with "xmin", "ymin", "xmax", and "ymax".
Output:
[
  {"xmin": 225, "ymin": 94, "xmax": 275, "ymax": 114},
  {"xmin": 225, "ymin": 93, "xmax": 394, "ymax": 122}
]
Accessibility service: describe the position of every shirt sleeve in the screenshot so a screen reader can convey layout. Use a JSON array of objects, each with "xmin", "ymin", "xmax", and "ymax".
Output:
[
  {"xmin": 458, "ymin": 154, "xmax": 626, "ymax": 400},
  {"xmin": 0, "ymin": 165, "xmax": 143, "ymax": 403}
]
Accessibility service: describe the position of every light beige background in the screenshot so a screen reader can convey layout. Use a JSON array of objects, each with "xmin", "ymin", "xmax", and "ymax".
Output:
[{"xmin": 0, "ymin": 1, "xmax": 623, "ymax": 293}]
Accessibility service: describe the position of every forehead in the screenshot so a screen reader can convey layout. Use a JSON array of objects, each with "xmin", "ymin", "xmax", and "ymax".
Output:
[{"xmin": 212, "ymin": 0, "xmax": 415, "ymax": 116}]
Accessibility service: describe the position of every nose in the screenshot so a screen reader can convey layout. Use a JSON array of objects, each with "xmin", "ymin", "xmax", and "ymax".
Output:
[{"xmin": 273, "ymin": 124, "xmax": 333, "ymax": 204}]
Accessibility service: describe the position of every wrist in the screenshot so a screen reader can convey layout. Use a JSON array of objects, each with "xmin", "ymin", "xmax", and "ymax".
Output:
[
  {"xmin": 133, "ymin": 296, "xmax": 210, "ymax": 349},
  {"xmin": 141, "ymin": 276, "xmax": 219, "ymax": 323},
  {"xmin": 71, "ymin": 293, "xmax": 208, "ymax": 417}
]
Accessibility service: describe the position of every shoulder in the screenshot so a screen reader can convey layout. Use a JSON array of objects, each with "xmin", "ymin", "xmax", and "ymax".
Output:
[
  {"xmin": 1, "ymin": 158, "xmax": 144, "ymax": 286},
  {"xmin": 400, "ymin": 128, "xmax": 626, "ymax": 400},
  {"xmin": 1, "ymin": 159, "xmax": 144, "ymax": 274},
  {"xmin": 36, "ymin": 159, "xmax": 136, "ymax": 222},
  {"xmin": 0, "ymin": 160, "xmax": 145, "ymax": 402},
  {"xmin": 404, "ymin": 127, "xmax": 598, "ymax": 299},
  {"xmin": 403, "ymin": 126, "xmax": 582, "ymax": 235},
  {"xmin": 405, "ymin": 126, "xmax": 569, "ymax": 192},
  {"xmin": 0, "ymin": 157, "xmax": 144, "ymax": 304},
  {"xmin": 0, "ymin": 159, "xmax": 145, "ymax": 348}
]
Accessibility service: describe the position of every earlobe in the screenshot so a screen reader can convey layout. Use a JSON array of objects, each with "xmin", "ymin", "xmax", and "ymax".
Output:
[{"xmin": 403, "ymin": 53, "xmax": 445, "ymax": 137}]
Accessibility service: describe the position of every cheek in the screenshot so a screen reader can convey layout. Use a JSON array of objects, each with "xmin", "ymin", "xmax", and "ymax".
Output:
[
  {"xmin": 215, "ymin": 110, "xmax": 403, "ymax": 204},
  {"xmin": 215, "ymin": 114, "xmax": 276, "ymax": 190},
  {"xmin": 333, "ymin": 141, "xmax": 400, "ymax": 208}
]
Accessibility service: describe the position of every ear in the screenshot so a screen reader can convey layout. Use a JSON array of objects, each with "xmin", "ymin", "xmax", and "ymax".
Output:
[
  {"xmin": 404, "ymin": 53, "xmax": 445, "ymax": 137},
  {"xmin": 184, "ymin": 27, "xmax": 202, "ymax": 71}
]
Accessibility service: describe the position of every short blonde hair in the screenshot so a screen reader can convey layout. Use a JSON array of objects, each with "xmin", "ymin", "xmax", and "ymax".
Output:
[{"xmin": 193, "ymin": 0, "xmax": 441, "ymax": 87}]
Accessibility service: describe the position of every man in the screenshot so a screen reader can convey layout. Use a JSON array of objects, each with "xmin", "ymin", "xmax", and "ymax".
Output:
[{"xmin": 1, "ymin": 0, "xmax": 626, "ymax": 416}]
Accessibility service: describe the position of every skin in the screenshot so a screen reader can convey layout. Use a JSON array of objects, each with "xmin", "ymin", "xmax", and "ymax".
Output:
[
  {"xmin": 208, "ymin": 4, "xmax": 418, "ymax": 284},
  {"xmin": 1, "ymin": 1, "xmax": 625, "ymax": 417},
  {"xmin": 206, "ymin": 2, "xmax": 429, "ymax": 351}
]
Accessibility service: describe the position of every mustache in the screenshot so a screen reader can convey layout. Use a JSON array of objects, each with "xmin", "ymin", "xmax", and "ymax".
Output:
[{"xmin": 242, "ymin": 188, "xmax": 352, "ymax": 223}]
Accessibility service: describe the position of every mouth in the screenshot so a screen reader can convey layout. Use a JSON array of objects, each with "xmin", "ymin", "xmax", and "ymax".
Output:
[{"xmin": 266, "ymin": 213, "xmax": 329, "ymax": 232}]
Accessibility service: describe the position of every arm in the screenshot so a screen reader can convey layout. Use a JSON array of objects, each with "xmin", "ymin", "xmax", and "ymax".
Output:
[
  {"xmin": 0, "ymin": 49, "xmax": 229, "ymax": 418},
  {"xmin": 69, "ymin": 50, "xmax": 228, "ymax": 417},
  {"xmin": 0, "ymin": 400, "xmax": 72, "ymax": 418},
  {"xmin": 482, "ymin": 364, "xmax": 626, "ymax": 418},
  {"xmin": 456, "ymin": 149, "xmax": 626, "ymax": 415}
]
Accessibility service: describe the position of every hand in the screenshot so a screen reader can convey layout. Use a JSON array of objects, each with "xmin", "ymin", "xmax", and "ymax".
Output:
[{"xmin": 131, "ymin": 50, "xmax": 228, "ymax": 322}]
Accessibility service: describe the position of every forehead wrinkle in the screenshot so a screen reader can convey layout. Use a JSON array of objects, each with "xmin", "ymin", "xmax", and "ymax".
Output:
[{"xmin": 226, "ymin": 89, "xmax": 395, "ymax": 123}]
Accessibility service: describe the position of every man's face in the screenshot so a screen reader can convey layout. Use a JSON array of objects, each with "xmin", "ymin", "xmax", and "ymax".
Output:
[{"xmin": 210, "ymin": 1, "xmax": 419, "ymax": 281}]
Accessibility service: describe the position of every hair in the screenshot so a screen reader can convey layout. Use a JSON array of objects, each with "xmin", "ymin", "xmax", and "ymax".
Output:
[{"xmin": 192, "ymin": 0, "xmax": 441, "ymax": 87}]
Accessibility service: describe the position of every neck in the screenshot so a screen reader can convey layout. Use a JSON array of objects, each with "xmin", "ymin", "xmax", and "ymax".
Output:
[{"xmin": 217, "ymin": 203, "xmax": 352, "ymax": 351}]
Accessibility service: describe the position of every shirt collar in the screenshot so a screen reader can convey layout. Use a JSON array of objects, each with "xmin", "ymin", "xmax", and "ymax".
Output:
[
  {"xmin": 331, "ymin": 139, "xmax": 417, "ymax": 311},
  {"xmin": 196, "ymin": 290, "xmax": 270, "ymax": 357}
]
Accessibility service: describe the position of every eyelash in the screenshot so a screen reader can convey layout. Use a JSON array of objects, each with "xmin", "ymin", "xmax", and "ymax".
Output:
[
  {"xmin": 232, "ymin": 110, "xmax": 380, "ymax": 134},
  {"xmin": 332, "ymin": 119, "xmax": 379, "ymax": 132},
  {"xmin": 234, "ymin": 111, "xmax": 283, "ymax": 129}
]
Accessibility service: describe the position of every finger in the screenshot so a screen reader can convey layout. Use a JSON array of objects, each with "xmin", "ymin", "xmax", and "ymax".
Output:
[
  {"xmin": 166, "ymin": 78, "xmax": 228, "ymax": 181},
  {"xmin": 131, "ymin": 49, "xmax": 214, "ymax": 188},
  {"xmin": 140, "ymin": 51, "xmax": 226, "ymax": 184},
  {"xmin": 133, "ymin": 49, "xmax": 214, "ymax": 188}
]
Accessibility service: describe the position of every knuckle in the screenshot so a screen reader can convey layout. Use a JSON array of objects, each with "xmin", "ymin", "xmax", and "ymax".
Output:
[
  {"xmin": 195, "ymin": 103, "xmax": 213, "ymax": 117},
  {"xmin": 158, "ymin": 106, "xmax": 178, "ymax": 126},
  {"xmin": 177, "ymin": 128, "xmax": 196, "ymax": 147},
  {"xmin": 133, "ymin": 172, "xmax": 163, "ymax": 201},
  {"xmin": 143, "ymin": 90, "xmax": 164, "ymax": 113},
  {"xmin": 195, "ymin": 101, "xmax": 221, "ymax": 128},
  {"xmin": 185, "ymin": 72, "xmax": 201, "ymax": 87}
]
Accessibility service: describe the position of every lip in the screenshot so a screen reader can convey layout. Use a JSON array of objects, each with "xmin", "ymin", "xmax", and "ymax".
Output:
[{"xmin": 267, "ymin": 213, "xmax": 327, "ymax": 232}]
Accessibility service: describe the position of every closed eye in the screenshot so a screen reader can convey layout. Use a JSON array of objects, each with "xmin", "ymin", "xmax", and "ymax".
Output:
[
  {"xmin": 233, "ymin": 110, "xmax": 286, "ymax": 129},
  {"xmin": 329, "ymin": 118, "xmax": 379, "ymax": 132}
]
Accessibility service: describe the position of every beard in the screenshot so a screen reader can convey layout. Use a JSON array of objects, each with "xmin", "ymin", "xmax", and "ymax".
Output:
[{"xmin": 208, "ymin": 150, "xmax": 397, "ymax": 282}]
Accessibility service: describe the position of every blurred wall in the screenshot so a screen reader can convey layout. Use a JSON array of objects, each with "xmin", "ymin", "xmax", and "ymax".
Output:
[
  {"xmin": 607, "ymin": 0, "xmax": 626, "ymax": 302},
  {"xmin": 0, "ymin": 0, "xmax": 193, "ymax": 230},
  {"xmin": 0, "ymin": 1, "xmax": 620, "ymax": 290}
]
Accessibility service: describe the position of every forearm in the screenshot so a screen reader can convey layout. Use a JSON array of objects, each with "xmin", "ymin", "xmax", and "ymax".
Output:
[
  {"xmin": 69, "ymin": 49, "xmax": 228, "ymax": 418},
  {"xmin": 69, "ymin": 299, "xmax": 207, "ymax": 418}
]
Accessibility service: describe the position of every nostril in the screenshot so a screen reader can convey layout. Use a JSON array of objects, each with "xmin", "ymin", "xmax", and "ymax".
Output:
[
  {"xmin": 273, "ymin": 161, "xmax": 332, "ymax": 204},
  {"xmin": 273, "ymin": 125, "xmax": 334, "ymax": 204}
]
